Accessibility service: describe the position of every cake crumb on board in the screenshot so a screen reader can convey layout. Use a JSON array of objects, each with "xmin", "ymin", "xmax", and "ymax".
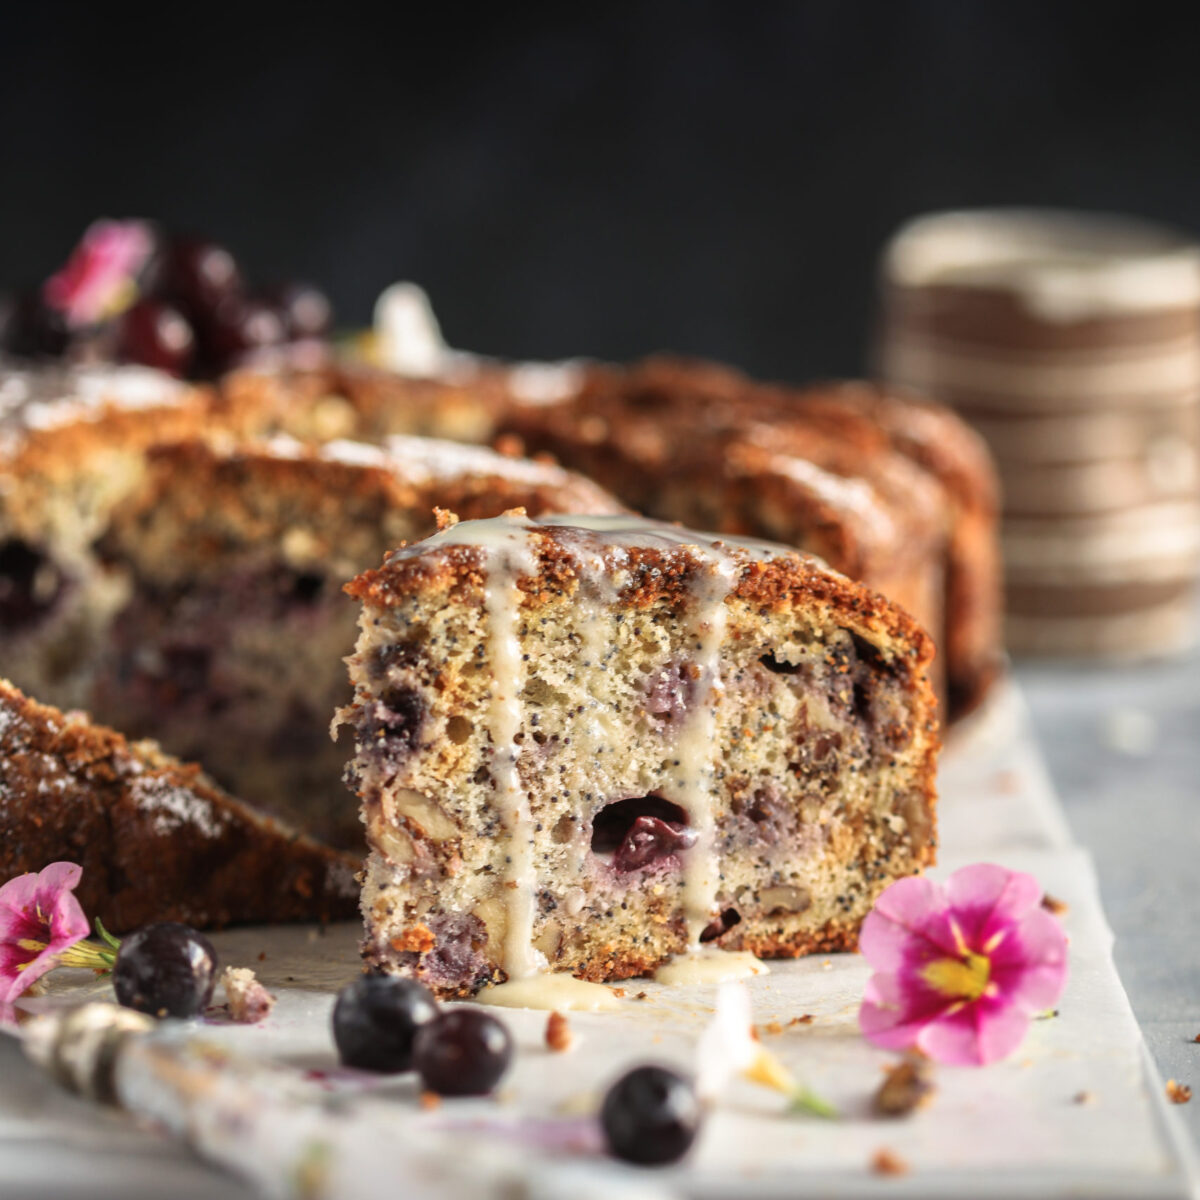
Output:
[
  {"xmin": 874, "ymin": 1056, "xmax": 936, "ymax": 1116},
  {"xmin": 870, "ymin": 1147, "xmax": 909, "ymax": 1176},
  {"xmin": 545, "ymin": 1011, "xmax": 574, "ymax": 1052},
  {"xmin": 221, "ymin": 966, "xmax": 275, "ymax": 1023}
]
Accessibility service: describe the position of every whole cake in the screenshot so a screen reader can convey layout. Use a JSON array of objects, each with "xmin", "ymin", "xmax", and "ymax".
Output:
[
  {"xmin": 0, "ymin": 678, "xmax": 356, "ymax": 932},
  {"xmin": 339, "ymin": 513, "xmax": 939, "ymax": 997},
  {"xmin": 226, "ymin": 347, "xmax": 1001, "ymax": 721}
]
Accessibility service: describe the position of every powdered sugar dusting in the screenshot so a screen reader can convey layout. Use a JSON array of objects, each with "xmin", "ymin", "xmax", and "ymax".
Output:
[
  {"xmin": 379, "ymin": 434, "xmax": 571, "ymax": 486},
  {"xmin": 507, "ymin": 361, "xmax": 585, "ymax": 405},
  {"xmin": 0, "ymin": 361, "xmax": 185, "ymax": 455},
  {"xmin": 319, "ymin": 439, "xmax": 390, "ymax": 469},
  {"xmin": 131, "ymin": 774, "xmax": 229, "ymax": 839}
]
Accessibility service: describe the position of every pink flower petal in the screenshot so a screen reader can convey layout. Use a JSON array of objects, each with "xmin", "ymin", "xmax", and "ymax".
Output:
[
  {"xmin": 859, "ymin": 974, "xmax": 924, "ymax": 1052},
  {"xmin": 42, "ymin": 220, "xmax": 153, "ymax": 326},
  {"xmin": 918, "ymin": 995, "xmax": 1033, "ymax": 1066},
  {"xmin": 37, "ymin": 864, "xmax": 88, "ymax": 944},
  {"xmin": 0, "ymin": 862, "xmax": 90, "ymax": 1003},
  {"xmin": 32, "ymin": 861, "xmax": 83, "ymax": 897},
  {"xmin": 860, "ymin": 876, "xmax": 961, "ymax": 972},
  {"xmin": 945, "ymin": 863, "xmax": 1042, "ymax": 951},
  {"xmin": 0, "ymin": 872, "xmax": 43, "ymax": 937},
  {"xmin": 989, "ymin": 910, "xmax": 1069, "ymax": 1013},
  {"xmin": 859, "ymin": 971, "xmax": 957, "ymax": 1052}
]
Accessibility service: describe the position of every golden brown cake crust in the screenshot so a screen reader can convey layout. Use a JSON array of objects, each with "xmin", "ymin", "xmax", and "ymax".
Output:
[
  {"xmin": 0, "ymin": 678, "xmax": 358, "ymax": 932},
  {"xmin": 114, "ymin": 436, "xmax": 630, "ymax": 582}
]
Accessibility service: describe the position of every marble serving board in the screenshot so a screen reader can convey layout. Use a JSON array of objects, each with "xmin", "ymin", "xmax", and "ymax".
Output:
[{"xmin": 1, "ymin": 683, "xmax": 1196, "ymax": 1200}]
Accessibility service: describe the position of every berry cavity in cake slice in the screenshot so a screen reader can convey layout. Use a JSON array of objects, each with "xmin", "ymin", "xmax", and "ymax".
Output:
[
  {"xmin": 341, "ymin": 512, "xmax": 939, "ymax": 1003},
  {"xmin": 0, "ymin": 678, "xmax": 357, "ymax": 932}
]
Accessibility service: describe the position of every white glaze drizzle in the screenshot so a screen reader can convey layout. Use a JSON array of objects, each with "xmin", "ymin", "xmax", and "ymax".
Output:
[
  {"xmin": 438, "ymin": 514, "xmax": 545, "ymax": 981},
  {"xmin": 671, "ymin": 551, "xmax": 737, "ymax": 947},
  {"xmin": 244, "ymin": 430, "xmax": 586, "ymax": 490},
  {"xmin": 401, "ymin": 514, "xmax": 797, "ymax": 993}
]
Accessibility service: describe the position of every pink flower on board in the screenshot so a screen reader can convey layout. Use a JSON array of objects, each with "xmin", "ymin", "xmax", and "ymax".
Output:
[
  {"xmin": 42, "ymin": 219, "xmax": 154, "ymax": 326},
  {"xmin": 0, "ymin": 862, "xmax": 91, "ymax": 1003},
  {"xmin": 858, "ymin": 863, "xmax": 1068, "ymax": 1066}
]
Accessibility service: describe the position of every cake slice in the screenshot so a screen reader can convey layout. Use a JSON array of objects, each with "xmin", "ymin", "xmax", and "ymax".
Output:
[
  {"xmin": 0, "ymin": 679, "xmax": 357, "ymax": 932},
  {"xmin": 340, "ymin": 513, "xmax": 939, "ymax": 997},
  {"xmin": 91, "ymin": 435, "xmax": 628, "ymax": 846}
]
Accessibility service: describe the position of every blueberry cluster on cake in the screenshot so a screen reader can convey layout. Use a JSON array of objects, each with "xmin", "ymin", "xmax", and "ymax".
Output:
[
  {"xmin": 0, "ymin": 678, "xmax": 356, "ymax": 931},
  {"xmin": 339, "ymin": 513, "xmax": 938, "ymax": 996}
]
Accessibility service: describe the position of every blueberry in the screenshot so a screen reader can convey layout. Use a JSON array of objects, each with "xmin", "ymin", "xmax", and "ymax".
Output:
[
  {"xmin": 413, "ymin": 1009, "xmax": 512, "ymax": 1095},
  {"xmin": 112, "ymin": 922, "xmax": 217, "ymax": 1019},
  {"xmin": 601, "ymin": 1065, "xmax": 702, "ymax": 1166},
  {"xmin": 267, "ymin": 281, "xmax": 333, "ymax": 340},
  {"xmin": 117, "ymin": 298, "xmax": 195, "ymax": 376},
  {"xmin": 162, "ymin": 236, "xmax": 243, "ymax": 318},
  {"xmin": 201, "ymin": 295, "xmax": 287, "ymax": 372},
  {"xmin": 0, "ymin": 539, "xmax": 65, "ymax": 628},
  {"xmin": 332, "ymin": 975, "xmax": 440, "ymax": 1073}
]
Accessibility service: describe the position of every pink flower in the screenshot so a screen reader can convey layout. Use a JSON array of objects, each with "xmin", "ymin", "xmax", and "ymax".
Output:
[
  {"xmin": 0, "ymin": 862, "xmax": 91, "ymax": 1003},
  {"xmin": 42, "ymin": 219, "xmax": 154, "ymax": 326},
  {"xmin": 858, "ymin": 863, "xmax": 1068, "ymax": 1066}
]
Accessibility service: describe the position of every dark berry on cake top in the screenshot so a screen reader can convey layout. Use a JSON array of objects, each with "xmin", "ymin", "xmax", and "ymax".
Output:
[{"xmin": 0, "ymin": 218, "xmax": 334, "ymax": 379}]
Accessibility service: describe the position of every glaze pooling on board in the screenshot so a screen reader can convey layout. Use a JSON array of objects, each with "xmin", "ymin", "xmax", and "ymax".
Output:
[{"xmin": 413, "ymin": 513, "xmax": 792, "ymax": 989}]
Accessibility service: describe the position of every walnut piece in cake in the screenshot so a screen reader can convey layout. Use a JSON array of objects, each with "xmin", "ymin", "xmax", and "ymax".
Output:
[{"xmin": 341, "ymin": 513, "xmax": 938, "ymax": 997}]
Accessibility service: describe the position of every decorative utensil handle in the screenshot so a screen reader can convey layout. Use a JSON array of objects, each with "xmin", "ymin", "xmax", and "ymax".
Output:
[{"xmin": 21, "ymin": 1003, "xmax": 671, "ymax": 1200}]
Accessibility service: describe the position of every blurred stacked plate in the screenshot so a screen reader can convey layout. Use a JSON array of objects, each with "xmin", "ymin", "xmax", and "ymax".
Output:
[{"xmin": 877, "ymin": 209, "xmax": 1200, "ymax": 658}]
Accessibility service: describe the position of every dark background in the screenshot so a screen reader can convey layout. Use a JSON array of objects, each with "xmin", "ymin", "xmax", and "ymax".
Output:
[{"xmin": 4, "ymin": 3, "xmax": 1200, "ymax": 380}]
